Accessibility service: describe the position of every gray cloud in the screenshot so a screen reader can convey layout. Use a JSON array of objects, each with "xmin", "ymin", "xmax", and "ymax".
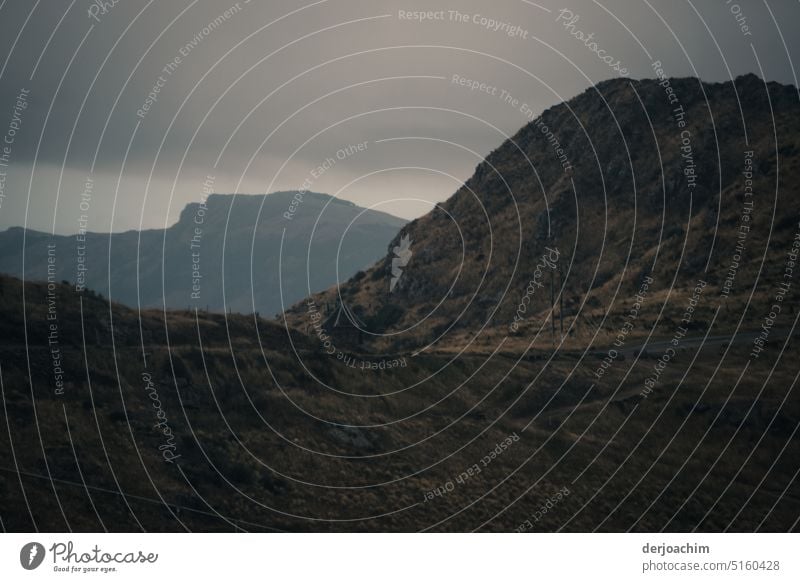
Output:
[{"xmin": 0, "ymin": 0, "xmax": 797, "ymax": 233}]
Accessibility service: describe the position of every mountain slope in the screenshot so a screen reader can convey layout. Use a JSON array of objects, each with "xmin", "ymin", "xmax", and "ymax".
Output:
[
  {"xmin": 0, "ymin": 192, "xmax": 406, "ymax": 316},
  {"xmin": 1, "ymin": 273, "xmax": 797, "ymax": 531},
  {"xmin": 287, "ymin": 75, "xmax": 800, "ymax": 352}
]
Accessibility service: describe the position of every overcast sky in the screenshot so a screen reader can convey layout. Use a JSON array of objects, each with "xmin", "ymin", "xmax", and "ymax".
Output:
[{"xmin": 0, "ymin": 0, "xmax": 798, "ymax": 234}]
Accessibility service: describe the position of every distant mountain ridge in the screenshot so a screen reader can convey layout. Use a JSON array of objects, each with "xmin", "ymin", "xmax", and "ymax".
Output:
[{"xmin": 0, "ymin": 191, "xmax": 406, "ymax": 315}]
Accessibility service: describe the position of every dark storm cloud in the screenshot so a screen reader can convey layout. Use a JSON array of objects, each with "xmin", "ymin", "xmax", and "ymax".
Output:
[{"xmin": 0, "ymin": 0, "xmax": 797, "ymax": 233}]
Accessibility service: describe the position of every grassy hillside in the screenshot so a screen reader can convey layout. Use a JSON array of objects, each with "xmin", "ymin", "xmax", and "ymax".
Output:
[{"xmin": 0, "ymin": 275, "xmax": 797, "ymax": 531}]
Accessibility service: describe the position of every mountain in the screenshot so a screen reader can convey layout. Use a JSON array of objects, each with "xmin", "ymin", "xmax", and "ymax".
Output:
[
  {"xmin": 0, "ymin": 192, "xmax": 406, "ymax": 316},
  {"xmin": 2, "ymin": 75, "xmax": 799, "ymax": 532},
  {"xmin": 286, "ymin": 75, "xmax": 800, "ymax": 353}
]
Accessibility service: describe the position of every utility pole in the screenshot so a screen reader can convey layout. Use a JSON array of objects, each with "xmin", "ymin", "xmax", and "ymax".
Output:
[
  {"xmin": 559, "ymin": 263, "xmax": 564, "ymax": 340},
  {"xmin": 550, "ymin": 261, "xmax": 555, "ymax": 348}
]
